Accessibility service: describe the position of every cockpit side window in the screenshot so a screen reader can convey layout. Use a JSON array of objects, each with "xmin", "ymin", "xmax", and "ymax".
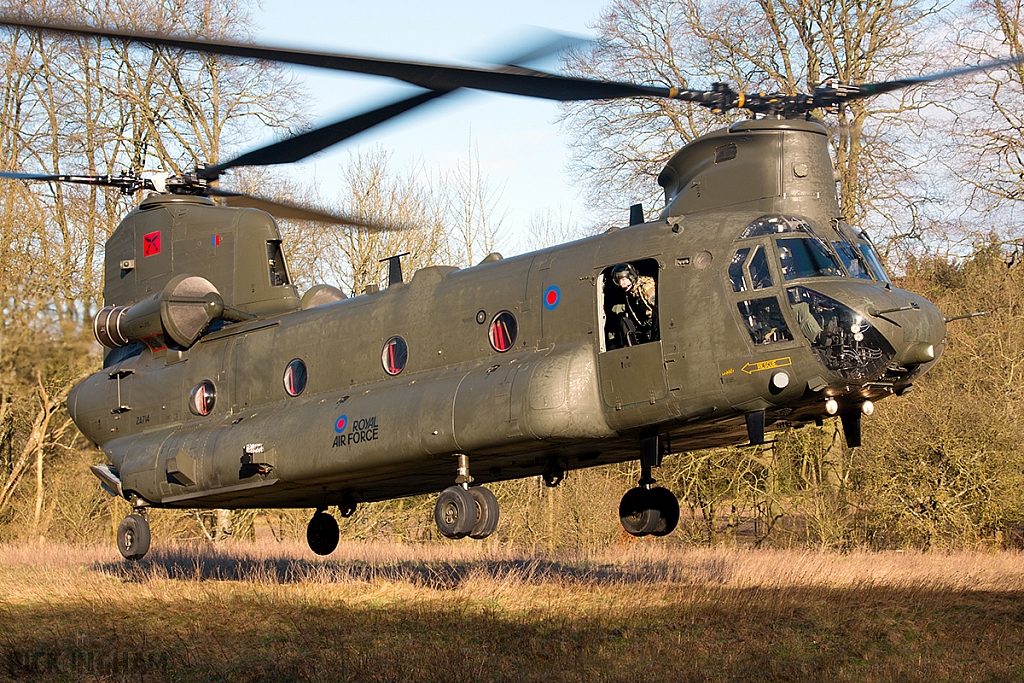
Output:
[
  {"xmin": 737, "ymin": 297, "xmax": 793, "ymax": 345},
  {"xmin": 857, "ymin": 242, "xmax": 891, "ymax": 284},
  {"xmin": 835, "ymin": 220, "xmax": 891, "ymax": 284},
  {"xmin": 729, "ymin": 248, "xmax": 750, "ymax": 292},
  {"xmin": 777, "ymin": 238, "xmax": 844, "ymax": 280},
  {"xmin": 749, "ymin": 246, "xmax": 773, "ymax": 289}
]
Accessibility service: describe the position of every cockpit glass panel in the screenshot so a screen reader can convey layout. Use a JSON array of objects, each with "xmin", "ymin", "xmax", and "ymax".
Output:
[
  {"xmin": 776, "ymin": 238, "xmax": 844, "ymax": 280},
  {"xmin": 787, "ymin": 286, "xmax": 895, "ymax": 380},
  {"xmin": 737, "ymin": 297, "xmax": 793, "ymax": 345},
  {"xmin": 832, "ymin": 241, "xmax": 872, "ymax": 279},
  {"xmin": 740, "ymin": 214, "xmax": 814, "ymax": 239},
  {"xmin": 858, "ymin": 242, "xmax": 891, "ymax": 284},
  {"xmin": 749, "ymin": 246, "xmax": 773, "ymax": 289},
  {"xmin": 729, "ymin": 248, "xmax": 750, "ymax": 292}
]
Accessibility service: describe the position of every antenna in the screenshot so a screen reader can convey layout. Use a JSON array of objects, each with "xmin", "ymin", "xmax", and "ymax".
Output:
[{"xmin": 380, "ymin": 252, "xmax": 411, "ymax": 287}]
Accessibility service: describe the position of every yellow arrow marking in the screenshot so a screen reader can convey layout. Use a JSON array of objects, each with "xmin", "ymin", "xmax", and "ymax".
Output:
[{"xmin": 741, "ymin": 356, "xmax": 792, "ymax": 374}]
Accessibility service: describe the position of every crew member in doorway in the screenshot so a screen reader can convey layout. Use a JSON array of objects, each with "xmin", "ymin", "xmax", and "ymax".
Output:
[{"xmin": 611, "ymin": 263, "xmax": 658, "ymax": 345}]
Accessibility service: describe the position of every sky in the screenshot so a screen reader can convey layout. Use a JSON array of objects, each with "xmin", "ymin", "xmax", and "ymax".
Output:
[{"xmin": 249, "ymin": 0, "xmax": 614, "ymax": 255}]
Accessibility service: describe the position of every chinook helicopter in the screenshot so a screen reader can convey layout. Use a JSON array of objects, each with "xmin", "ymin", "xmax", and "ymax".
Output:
[{"xmin": 0, "ymin": 17, "xmax": 1013, "ymax": 560}]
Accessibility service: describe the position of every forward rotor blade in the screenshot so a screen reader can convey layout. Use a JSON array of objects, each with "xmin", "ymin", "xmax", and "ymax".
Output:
[
  {"xmin": 207, "ymin": 187, "xmax": 404, "ymax": 229},
  {"xmin": 0, "ymin": 17, "xmax": 679, "ymax": 101},
  {"xmin": 200, "ymin": 32, "xmax": 582, "ymax": 178},
  {"xmin": 842, "ymin": 53, "xmax": 1024, "ymax": 101}
]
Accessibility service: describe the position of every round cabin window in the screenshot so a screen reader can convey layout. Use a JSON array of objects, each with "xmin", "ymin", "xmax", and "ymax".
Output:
[
  {"xmin": 283, "ymin": 358, "xmax": 308, "ymax": 397},
  {"xmin": 488, "ymin": 311, "xmax": 518, "ymax": 352},
  {"xmin": 189, "ymin": 379, "xmax": 216, "ymax": 416},
  {"xmin": 382, "ymin": 336, "xmax": 408, "ymax": 375}
]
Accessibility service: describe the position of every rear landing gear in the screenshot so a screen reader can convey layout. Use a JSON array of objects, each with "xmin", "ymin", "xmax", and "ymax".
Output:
[
  {"xmin": 117, "ymin": 512, "xmax": 151, "ymax": 561},
  {"xmin": 306, "ymin": 509, "xmax": 340, "ymax": 556},
  {"xmin": 434, "ymin": 454, "xmax": 500, "ymax": 540},
  {"xmin": 434, "ymin": 485, "xmax": 501, "ymax": 540}
]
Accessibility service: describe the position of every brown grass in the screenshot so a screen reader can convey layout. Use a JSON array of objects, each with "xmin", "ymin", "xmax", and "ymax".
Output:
[{"xmin": 1, "ymin": 541, "xmax": 1022, "ymax": 682}]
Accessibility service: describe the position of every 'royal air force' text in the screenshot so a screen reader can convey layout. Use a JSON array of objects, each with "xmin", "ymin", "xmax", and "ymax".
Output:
[{"xmin": 333, "ymin": 417, "xmax": 379, "ymax": 448}]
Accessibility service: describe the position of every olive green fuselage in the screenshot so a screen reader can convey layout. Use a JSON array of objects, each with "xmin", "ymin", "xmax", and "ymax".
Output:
[{"xmin": 68, "ymin": 119, "xmax": 947, "ymax": 510}]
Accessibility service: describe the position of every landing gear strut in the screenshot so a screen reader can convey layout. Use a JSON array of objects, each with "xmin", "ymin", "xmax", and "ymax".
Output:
[
  {"xmin": 618, "ymin": 435, "xmax": 680, "ymax": 537},
  {"xmin": 433, "ymin": 454, "xmax": 500, "ymax": 540}
]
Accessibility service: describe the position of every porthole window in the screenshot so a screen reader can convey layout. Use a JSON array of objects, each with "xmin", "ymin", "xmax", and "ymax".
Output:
[
  {"xmin": 283, "ymin": 358, "xmax": 307, "ymax": 397},
  {"xmin": 189, "ymin": 380, "xmax": 216, "ymax": 416},
  {"xmin": 382, "ymin": 336, "xmax": 408, "ymax": 375},
  {"xmin": 488, "ymin": 311, "xmax": 518, "ymax": 352}
]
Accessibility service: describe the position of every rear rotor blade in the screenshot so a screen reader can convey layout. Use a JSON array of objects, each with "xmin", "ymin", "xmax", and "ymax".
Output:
[
  {"xmin": 0, "ymin": 170, "xmax": 151, "ymax": 193},
  {"xmin": 207, "ymin": 187, "xmax": 405, "ymax": 229},
  {"xmin": 202, "ymin": 90, "xmax": 448, "ymax": 177}
]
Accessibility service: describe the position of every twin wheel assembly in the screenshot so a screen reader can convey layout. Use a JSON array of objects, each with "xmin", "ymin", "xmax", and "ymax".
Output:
[
  {"xmin": 618, "ymin": 486, "xmax": 680, "ymax": 537},
  {"xmin": 433, "ymin": 485, "xmax": 500, "ymax": 539}
]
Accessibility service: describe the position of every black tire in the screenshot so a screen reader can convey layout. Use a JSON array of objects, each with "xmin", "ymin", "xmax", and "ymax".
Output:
[
  {"xmin": 619, "ymin": 487, "xmax": 661, "ymax": 537},
  {"xmin": 468, "ymin": 486, "xmax": 500, "ymax": 539},
  {"xmin": 116, "ymin": 513, "xmax": 151, "ymax": 561},
  {"xmin": 434, "ymin": 485, "xmax": 476, "ymax": 539},
  {"xmin": 649, "ymin": 487, "xmax": 680, "ymax": 537},
  {"xmin": 306, "ymin": 511, "xmax": 340, "ymax": 556}
]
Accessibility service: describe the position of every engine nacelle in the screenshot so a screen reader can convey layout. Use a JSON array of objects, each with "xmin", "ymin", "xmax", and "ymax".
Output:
[{"xmin": 93, "ymin": 274, "xmax": 224, "ymax": 350}]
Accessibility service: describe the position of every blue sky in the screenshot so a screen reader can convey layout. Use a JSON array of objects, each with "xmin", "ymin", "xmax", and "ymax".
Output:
[{"xmin": 250, "ymin": 0, "xmax": 613, "ymax": 253}]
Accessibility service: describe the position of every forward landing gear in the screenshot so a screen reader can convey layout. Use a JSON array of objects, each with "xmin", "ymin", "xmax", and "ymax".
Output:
[
  {"xmin": 306, "ymin": 509, "xmax": 340, "ymax": 556},
  {"xmin": 619, "ymin": 486, "xmax": 679, "ymax": 537},
  {"xmin": 619, "ymin": 435, "xmax": 680, "ymax": 537},
  {"xmin": 433, "ymin": 454, "xmax": 500, "ymax": 540},
  {"xmin": 116, "ymin": 512, "xmax": 151, "ymax": 561}
]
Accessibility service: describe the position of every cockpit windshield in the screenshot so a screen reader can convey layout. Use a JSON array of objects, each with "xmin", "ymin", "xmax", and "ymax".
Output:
[
  {"xmin": 740, "ymin": 215, "xmax": 814, "ymax": 239},
  {"xmin": 776, "ymin": 238, "xmax": 844, "ymax": 280},
  {"xmin": 832, "ymin": 241, "xmax": 872, "ymax": 279}
]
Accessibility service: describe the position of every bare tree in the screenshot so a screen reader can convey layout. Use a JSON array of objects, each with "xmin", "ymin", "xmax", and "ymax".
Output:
[
  {"xmin": 944, "ymin": 0, "xmax": 1024, "ymax": 239},
  {"xmin": 560, "ymin": 0, "xmax": 942, "ymax": 243},
  {"xmin": 441, "ymin": 138, "xmax": 506, "ymax": 266}
]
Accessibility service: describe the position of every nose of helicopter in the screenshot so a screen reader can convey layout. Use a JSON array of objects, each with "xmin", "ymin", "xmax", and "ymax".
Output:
[
  {"xmin": 786, "ymin": 282, "xmax": 946, "ymax": 393},
  {"xmin": 867, "ymin": 290, "xmax": 947, "ymax": 383}
]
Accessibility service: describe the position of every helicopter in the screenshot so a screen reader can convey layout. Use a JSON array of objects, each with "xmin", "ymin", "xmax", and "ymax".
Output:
[{"xmin": 0, "ymin": 17, "xmax": 1013, "ymax": 561}]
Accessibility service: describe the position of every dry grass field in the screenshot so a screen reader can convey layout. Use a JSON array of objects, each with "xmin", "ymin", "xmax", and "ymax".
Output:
[{"xmin": 0, "ymin": 541, "xmax": 1022, "ymax": 682}]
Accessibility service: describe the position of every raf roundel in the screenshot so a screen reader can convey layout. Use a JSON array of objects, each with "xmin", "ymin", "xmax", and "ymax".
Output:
[
  {"xmin": 543, "ymin": 284, "xmax": 561, "ymax": 310},
  {"xmin": 335, "ymin": 415, "xmax": 348, "ymax": 433}
]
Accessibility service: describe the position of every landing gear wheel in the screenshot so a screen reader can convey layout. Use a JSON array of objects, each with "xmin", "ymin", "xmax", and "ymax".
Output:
[
  {"xmin": 467, "ymin": 486, "xmax": 500, "ymax": 539},
  {"xmin": 649, "ymin": 487, "xmax": 680, "ymax": 537},
  {"xmin": 306, "ymin": 511, "xmax": 340, "ymax": 556},
  {"xmin": 619, "ymin": 487, "xmax": 661, "ymax": 537},
  {"xmin": 434, "ymin": 485, "xmax": 476, "ymax": 539},
  {"xmin": 117, "ymin": 513, "xmax": 151, "ymax": 561}
]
